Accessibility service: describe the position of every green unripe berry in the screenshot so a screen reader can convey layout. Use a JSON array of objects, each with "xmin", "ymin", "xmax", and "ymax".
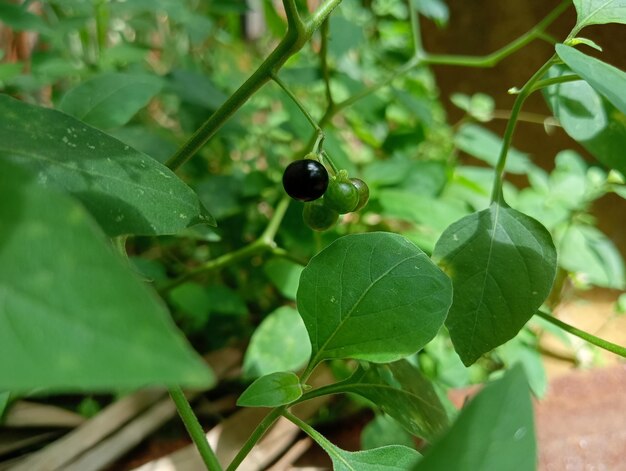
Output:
[
  {"xmin": 350, "ymin": 177, "xmax": 370, "ymax": 211},
  {"xmin": 303, "ymin": 200, "xmax": 339, "ymax": 231},
  {"xmin": 324, "ymin": 174, "xmax": 359, "ymax": 214}
]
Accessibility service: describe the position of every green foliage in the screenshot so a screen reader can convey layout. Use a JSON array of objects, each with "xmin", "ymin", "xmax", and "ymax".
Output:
[
  {"xmin": 297, "ymin": 232, "xmax": 452, "ymax": 365},
  {"xmin": 573, "ymin": 0, "xmax": 626, "ymax": 31},
  {"xmin": 331, "ymin": 445, "xmax": 421, "ymax": 470},
  {"xmin": 433, "ymin": 203, "xmax": 557, "ymax": 365},
  {"xmin": 0, "ymin": 160, "xmax": 214, "ymax": 392},
  {"xmin": 414, "ymin": 365, "xmax": 536, "ymax": 471},
  {"xmin": 361, "ymin": 414, "xmax": 416, "ymax": 450},
  {"xmin": 237, "ymin": 372, "xmax": 302, "ymax": 407}
]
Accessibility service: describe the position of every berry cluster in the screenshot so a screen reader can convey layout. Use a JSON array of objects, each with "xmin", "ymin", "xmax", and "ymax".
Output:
[{"xmin": 282, "ymin": 157, "xmax": 369, "ymax": 231}]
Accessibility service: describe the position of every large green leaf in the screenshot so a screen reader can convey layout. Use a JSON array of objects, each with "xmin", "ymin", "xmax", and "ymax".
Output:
[
  {"xmin": 332, "ymin": 445, "xmax": 421, "ymax": 471},
  {"xmin": 297, "ymin": 232, "xmax": 452, "ymax": 365},
  {"xmin": 556, "ymin": 44, "xmax": 626, "ymax": 116},
  {"xmin": 0, "ymin": 94, "xmax": 214, "ymax": 237},
  {"xmin": 543, "ymin": 66, "xmax": 626, "ymax": 176},
  {"xmin": 237, "ymin": 372, "xmax": 302, "ymax": 407},
  {"xmin": 242, "ymin": 306, "xmax": 311, "ymax": 379},
  {"xmin": 59, "ymin": 73, "xmax": 164, "ymax": 129},
  {"xmin": 361, "ymin": 414, "xmax": 416, "ymax": 450},
  {"xmin": 345, "ymin": 361, "xmax": 449, "ymax": 441},
  {"xmin": 432, "ymin": 203, "xmax": 556, "ymax": 365},
  {"xmin": 573, "ymin": 0, "xmax": 626, "ymax": 31},
  {"xmin": 414, "ymin": 365, "xmax": 536, "ymax": 471},
  {"xmin": 0, "ymin": 160, "xmax": 214, "ymax": 392}
]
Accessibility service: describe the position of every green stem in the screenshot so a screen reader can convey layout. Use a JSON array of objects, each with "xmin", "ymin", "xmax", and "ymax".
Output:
[
  {"xmin": 423, "ymin": 0, "xmax": 570, "ymax": 68},
  {"xmin": 490, "ymin": 56, "xmax": 557, "ymax": 202},
  {"xmin": 408, "ymin": 0, "xmax": 423, "ymax": 56},
  {"xmin": 169, "ymin": 387, "xmax": 222, "ymax": 471},
  {"xmin": 226, "ymin": 407, "xmax": 285, "ymax": 471},
  {"xmin": 271, "ymin": 72, "xmax": 324, "ymax": 137},
  {"xmin": 530, "ymin": 74, "xmax": 581, "ymax": 92},
  {"xmin": 282, "ymin": 411, "xmax": 339, "ymax": 458},
  {"xmin": 160, "ymin": 197, "xmax": 290, "ymax": 292},
  {"xmin": 535, "ymin": 311, "xmax": 626, "ymax": 358},
  {"xmin": 320, "ymin": 19, "xmax": 334, "ymax": 106},
  {"xmin": 282, "ymin": 0, "xmax": 305, "ymax": 35},
  {"xmin": 165, "ymin": 0, "xmax": 344, "ymax": 171}
]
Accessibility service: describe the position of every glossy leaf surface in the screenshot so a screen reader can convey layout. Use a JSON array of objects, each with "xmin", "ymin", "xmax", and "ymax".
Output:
[
  {"xmin": 414, "ymin": 366, "xmax": 536, "ymax": 471},
  {"xmin": 297, "ymin": 232, "xmax": 452, "ymax": 364},
  {"xmin": 59, "ymin": 72, "xmax": 164, "ymax": 129},
  {"xmin": 0, "ymin": 95, "xmax": 214, "ymax": 237},
  {"xmin": 573, "ymin": 0, "xmax": 626, "ymax": 30},
  {"xmin": 346, "ymin": 361, "xmax": 449, "ymax": 441},
  {"xmin": 433, "ymin": 203, "xmax": 556, "ymax": 365},
  {"xmin": 0, "ymin": 161, "xmax": 214, "ymax": 392},
  {"xmin": 237, "ymin": 372, "xmax": 302, "ymax": 407}
]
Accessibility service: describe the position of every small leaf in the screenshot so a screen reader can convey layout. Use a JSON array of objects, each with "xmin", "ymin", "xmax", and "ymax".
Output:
[
  {"xmin": 242, "ymin": 306, "xmax": 311, "ymax": 379},
  {"xmin": 573, "ymin": 0, "xmax": 626, "ymax": 31},
  {"xmin": 332, "ymin": 445, "xmax": 421, "ymax": 471},
  {"xmin": 414, "ymin": 365, "xmax": 536, "ymax": 471},
  {"xmin": 543, "ymin": 64, "xmax": 626, "ymax": 176},
  {"xmin": 59, "ymin": 72, "xmax": 164, "ymax": 129},
  {"xmin": 0, "ymin": 160, "xmax": 214, "ymax": 392},
  {"xmin": 264, "ymin": 258, "xmax": 304, "ymax": 300},
  {"xmin": 565, "ymin": 37, "xmax": 603, "ymax": 51},
  {"xmin": 237, "ymin": 372, "xmax": 302, "ymax": 407},
  {"xmin": 432, "ymin": 203, "xmax": 557, "ymax": 365},
  {"xmin": 297, "ymin": 232, "xmax": 452, "ymax": 365},
  {"xmin": 347, "ymin": 361, "xmax": 449, "ymax": 441},
  {"xmin": 556, "ymin": 44, "xmax": 626, "ymax": 115},
  {"xmin": 0, "ymin": 94, "xmax": 214, "ymax": 237}
]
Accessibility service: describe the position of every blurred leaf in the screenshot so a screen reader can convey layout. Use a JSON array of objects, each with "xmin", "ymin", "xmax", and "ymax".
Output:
[
  {"xmin": 0, "ymin": 95, "xmax": 214, "ymax": 237},
  {"xmin": 59, "ymin": 73, "xmax": 164, "ymax": 129},
  {"xmin": 362, "ymin": 414, "xmax": 416, "ymax": 450},
  {"xmin": 328, "ymin": 14, "xmax": 367, "ymax": 57},
  {"xmin": 559, "ymin": 224, "xmax": 625, "ymax": 289},
  {"xmin": 262, "ymin": 0, "xmax": 287, "ymax": 37},
  {"xmin": 413, "ymin": 0, "xmax": 449, "ymax": 26},
  {"xmin": 556, "ymin": 44, "xmax": 626, "ymax": 115},
  {"xmin": 264, "ymin": 258, "xmax": 304, "ymax": 300},
  {"xmin": 297, "ymin": 233, "xmax": 452, "ymax": 364},
  {"xmin": 455, "ymin": 124, "xmax": 531, "ymax": 174},
  {"xmin": 348, "ymin": 361, "xmax": 450, "ymax": 441},
  {"xmin": 433, "ymin": 203, "xmax": 557, "ymax": 365},
  {"xmin": 169, "ymin": 282, "xmax": 212, "ymax": 332},
  {"xmin": 243, "ymin": 306, "xmax": 311, "ymax": 378},
  {"xmin": 414, "ymin": 365, "xmax": 535, "ymax": 471},
  {"xmin": 0, "ymin": 160, "xmax": 214, "ymax": 392},
  {"xmin": 237, "ymin": 371, "xmax": 302, "ymax": 407},
  {"xmin": 0, "ymin": 3, "xmax": 50, "ymax": 33},
  {"xmin": 0, "ymin": 392, "xmax": 9, "ymax": 420},
  {"xmin": 167, "ymin": 69, "xmax": 227, "ymax": 110},
  {"xmin": 450, "ymin": 93, "xmax": 494, "ymax": 122},
  {"xmin": 498, "ymin": 337, "xmax": 547, "ymax": 397},
  {"xmin": 573, "ymin": 0, "xmax": 626, "ymax": 30}
]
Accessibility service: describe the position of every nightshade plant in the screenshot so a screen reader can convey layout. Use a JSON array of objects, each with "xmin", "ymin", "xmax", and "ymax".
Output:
[{"xmin": 1, "ymin": 0, "xmax": 626, "ymax": 470}]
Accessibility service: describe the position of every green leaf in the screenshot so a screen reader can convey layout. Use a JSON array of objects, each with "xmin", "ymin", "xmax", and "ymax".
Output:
[
  {"xmin": 297, "ymin": 232, "xmax": 452, "ymax": 364},
  {"xmin": 0, "ymin": 94, "xmax": 214, "ymax": 237},
  {"xmin": 0, "ymin": 160, "xmax": 214, "ymax": 392},
  {"xmin": 242, "ymin": 306, "xmax": 311, "ymax": 379},
  {"xmin": 332, "ymin": 445, "xmax": 421, "ymax": 471},
  {"xmin": 559, "ymin": 224, "xmax": 625, "ymax": 289},
  {"xmin": 0, "ymin": 3, "xmax": 51, "ymax": 33},
  {"xmin": 543, "ymin": 67, "xmax": 626, "ymax": 177},
  {"xmin": 556, "ymin": 44, "xmax": 626, "ymax": 115},
  {"xmin": 455, "ymin": 124, "xmax": 532, "ymax": 174},
  {"xmin": 573, "ymin": 0, "xmax": 626, "ymax": 31},
  {"xmin": 0, "ymin": 392, "xmax": 9, "ymax": 420},
  {"xmin": 263, "ymin": 258, "xmax": 304, "ymax": 300},
  {"xmin": 432, "ymin": 203, "xmax": 557, "ymax": 365},
  {"xmin": 347, "ymin": 361, "xmax": 450, "ymax": 441},
  {"xmin": 59, "ymin": 72, "xmax": 164, "ymax": 129},
  {"xmin": 414, "ymin": 365, "xmax": 536, "ymax": 471},
  {"xmin": 237, "ymin": 372, "xmax": 302, "ymax": 407},
  {"xmin": 167, "ymin": 69, "xmax": 227, "ymax": 110},
  {"xmin": 565, "ymin": 37, "xmax": 603, "ymax": 51},
  {"xmin": 413, "ymin": 0, "xmax": 449, "ymax": 27},
  {"xmin": 361, "ymin": 414, "xmax": 416, "ymax": 450}
]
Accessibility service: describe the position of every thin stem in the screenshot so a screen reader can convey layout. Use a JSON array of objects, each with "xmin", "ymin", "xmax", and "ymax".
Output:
[
  {"xmin": 408, "ymin": 0, "xmax": 423, "ymax": 56},
  {"xmin": 282, "ymin": 411, "xmax": 337, "ymax": 456},
  {"xmin": 160, "ymin": 198, "xmax": 290, "ymax": 293},
  {"xmin": 271, "ymin": 72, "xmax": 324, "ymax": 136},
  {"xmin": 490, "ymin": 56, "xmax": 557, "ymax": 202},
  {"xmin": 320, "ymin": 19, "xmax": 334, "ymax": 106},
  {"xmin": 491, "ymin": 110, "xmax": 561, "ymax": 128},
  {"xmin": 282, "ymin": 0, "xmax": 305, "ymax": 35},
  {"xmin": 226, "ymin": 407, "xmax": 285, "ymax": 471},
  {"xmin": 423, "ymin": 0, "xmax": 570, "ymax": 68},
  {"xmin": 535, "ymin": 311, "xmax": 626, "ymax": 358},
  {"xmin": 530, "ymin": 74, "xmax": 581, "ymax": 92},
  {"xmin": 165, "ymin": 0, "xmax": 344, "ymax": 171},
  {"xmin": 169, "ymin": 387, "xmax": 222, "ymax": 471}
]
